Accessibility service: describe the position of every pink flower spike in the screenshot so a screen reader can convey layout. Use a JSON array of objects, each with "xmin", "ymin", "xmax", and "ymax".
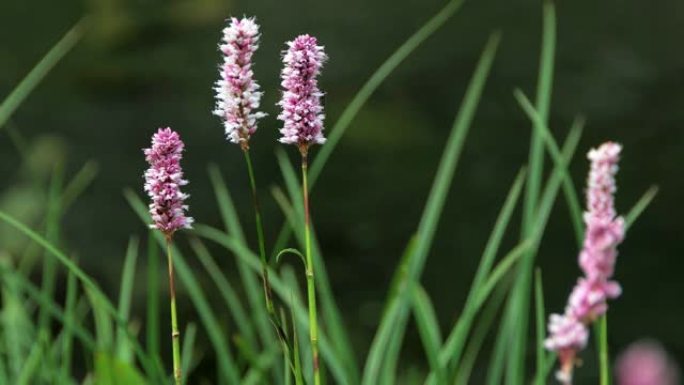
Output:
[
  {"xmin": 616, "ymin": 340, "xmax": 680, "ymax": 385},
  {"xmin": 277, "ymin": 34, "xmax": 327, "ymax": 151},
  {"xmin": 143, "ymin": 127, "xmax": 194, "ymax": 236},
  {"xmin": 213, "ymin": 17, "xmax": 266, "ymax": 147}
]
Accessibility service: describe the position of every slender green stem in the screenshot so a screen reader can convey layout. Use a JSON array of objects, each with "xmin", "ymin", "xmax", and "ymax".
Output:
[
  {"xmin": 301, "ymin": 149, "xmax": 321, "ymax": 385},
  {"xmin": 598, "ymin": 315, "xmax": 610, "ymax": 385},
  {"xmin": 243, "ymin": 149, "xmax": 277, "ymax": 315},
  {"xmin": 166, "ymin": 236, "xmax": 182, "ymax": 385}
]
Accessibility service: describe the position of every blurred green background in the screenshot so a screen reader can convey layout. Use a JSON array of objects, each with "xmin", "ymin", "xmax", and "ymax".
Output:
[{"xmin": 1, "ymin": 0, "xmax": 682, "ymax": 382}]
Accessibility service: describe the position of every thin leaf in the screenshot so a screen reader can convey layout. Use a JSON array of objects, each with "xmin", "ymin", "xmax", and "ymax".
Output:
[
  {"xmin": 181, "ymin": 322, "xmax": 197, "ymax": 382},
  {"xmin": 412, "ymin": 285, "xmax": 445, "ymax": 384},
  {"xmin": 116, "ymin": 237, "xmax": 139, "ymax": 362},
  {"xmin": 534, "ymin": 269, "xmax": 547, "ymax": 385}
]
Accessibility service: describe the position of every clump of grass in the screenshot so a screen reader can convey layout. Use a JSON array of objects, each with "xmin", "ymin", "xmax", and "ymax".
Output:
[{"xmin": 0, "ymin": 2, "xmax": 659, "ymax": 385}]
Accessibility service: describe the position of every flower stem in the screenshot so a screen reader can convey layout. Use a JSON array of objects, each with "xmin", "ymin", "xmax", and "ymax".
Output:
[
  {"xmin": 598, "ymin": 314, "xmax": 610, "ymax": 385},
  {"xmin": 301, "ymin": 149, "xmax": 320, "ymax": 385},
  {"xmin": 165, "ymin": 235, "xmax": 182, "ymax": 385},
  {"xmin": 243, "ymin": 149, "xmax": 276, "ymax": 316}
]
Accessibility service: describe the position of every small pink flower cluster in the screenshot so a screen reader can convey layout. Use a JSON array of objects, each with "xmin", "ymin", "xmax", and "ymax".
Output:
[
  {"xmin": 545, "ymin": 142, "xmax": 625, "ymax": 383},
  {"xmin": 277, "ymin": 34, "xmax": 328, "ymax": 149},
  {"xmin": 143, "ymin": 127, "xmax": 194, "ymax": 235},
  {"xmin": 213, "ymin": 17, "xmax": 266, "ymax": 146}
]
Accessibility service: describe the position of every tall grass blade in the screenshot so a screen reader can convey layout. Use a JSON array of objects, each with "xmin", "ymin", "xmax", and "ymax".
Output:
[
  {"xmin": 534, "ymin": 269, "xmax": 547, "ymax": 385},
  {"xmin": 0, "ymin": 18, "xmax": 87, "ymax": 130},
  {"xmin": 208, "ymin": 165, "xmax": 273, "ymax": 346},
  {"xmin": 38, "ymin": 165, "xmax": 63, "ymax": 334},
  {"xmin": 116, "ymin": 237, "xmax": 139, "ymax": 362},
  {"xmin": 512, "ymin": 2, "xmax": 557, "ymax": 381},
  {"xmin": 181, "ymin": 322, "xmax": 198, "ymax": 382},
  {"xmin": 146, "ymin": 233, "xmax": 161, "ymax": 362},
  {"xmin": 362, "ymin": 32, "xmax": 501, "ymax": 385}
]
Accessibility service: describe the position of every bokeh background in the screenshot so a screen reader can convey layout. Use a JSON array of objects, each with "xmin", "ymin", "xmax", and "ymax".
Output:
[{"xmin": 1, "ymin": 0, "xmax": 682, "ymax": 382}]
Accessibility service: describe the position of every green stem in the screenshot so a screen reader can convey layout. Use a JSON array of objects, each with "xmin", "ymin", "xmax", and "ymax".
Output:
[
  {"xmin": 166, "ymin": 236, "xmax": 182, "ymax": 385},
  {"xmin": 301, "ymin": 149, "xmax": 321, "ymax": 385},
  {"xmin": 598, "ymin": 315, "xmax": 610, "ymax": 385},
  {"xmin": 243, "ymin": 149, "xmax": 276, "ymax": 315}
]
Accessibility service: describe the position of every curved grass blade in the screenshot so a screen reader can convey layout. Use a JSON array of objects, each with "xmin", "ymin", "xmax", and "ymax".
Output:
[
  {"xmin": 624, "ymin": 186, "xmax": 658, "ymax": 230},
  {"xmin": 362, "ymin": 32, "xmax": 501, "ymax": 385}
]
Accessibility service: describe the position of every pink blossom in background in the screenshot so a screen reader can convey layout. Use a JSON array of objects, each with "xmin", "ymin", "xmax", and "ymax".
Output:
[
  {"xmin": 143, "ymin": 127, "xmax": 194, "ymax": 235},
  {"xmin": 545, "ymin": 142, "xmax": 625, "ymax": 384},
  {"xmin": 213, "ymin": 17, "xmax": 266, "ymax": 146},
  {"xmin": 616, "ymin": 340, "xmax": 680, "ymax": 385},
  {"xmin": 277, "ymin": 34, "xmax": 327, "ymax": 149}
]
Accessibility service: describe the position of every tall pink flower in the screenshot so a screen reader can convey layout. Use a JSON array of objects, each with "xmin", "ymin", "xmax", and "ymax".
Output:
[
  {"xmin": 143, "ymin": 127, "xmax": 194, "ymax": 236},
  {"xmin": 545, "ymin": 142, "xmax": 625, "ymax": 384},
  {"xmin": 213, "ymin": 17, "xmax": 266, "ymax": 147},
  {"xmin": 277, "ymin": 34, "xmax": 327, "ymax": 151}
]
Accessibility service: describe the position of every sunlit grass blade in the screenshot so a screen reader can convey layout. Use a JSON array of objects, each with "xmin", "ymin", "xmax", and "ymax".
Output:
[
  {"xmin": 116, "ymin": 237, "xmax": 139, "ymax": 363},
  {"xmin": 511, "ymin": 2, "xmax": 557, "ymax": 382},
  {"xmin": 192, "ymin": 223, "xmax": 351, "ymax": 385},
  {"xmin": 624, "ymin": 186, "xmax": 658, "ymax": 230},
  {"xmin": 0, "ymin": 208, "xmax": 169, "ymax": 383},
  {"xmin": 0, "ymin": 17, "xmax": 87, "ymax": 130},
  {"xmin": 453, "ymin": 276, "xmax": 510, "ymax": 385},
  {"xmin": 534, "ymin": 269, "xmax": 547, "ymax": 385},
  {"xmin": 208, "ymin": 165, "xmax": 273, "ymax": 347},
  {"xmin": 60, "ymin": 259, "xmax": 79, "ymax": 380},
  {"xmin": 16, "ymin": 336, "xmax": 43, "ymax": 385},
  {"xmin": 188, "ymin": 237, "xmax": 258, "ymax": 351},
  {"xmin": 362, "ymin": 32, "xmax": 501, "ymax": 385},
  {"xmin": 125, "ymin": 190, "xmax": 241, "ymax": 385},
  {"xmin": 309, "ymin": 0, "xmax": 467, "ymax": 186},
  {"xmin": 412, "ymin": 285, "xmax": 445, "ymax": 385},
  {"xmin": 514, "ymin": 89, "xmax": 583, "ymax": 246}
]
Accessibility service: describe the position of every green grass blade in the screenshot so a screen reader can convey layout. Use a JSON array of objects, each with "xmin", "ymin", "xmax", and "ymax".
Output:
[
  {"xmin": 125, "ymin": 191, "xmax": 241, "ymax": 384},
  {"xmin": 181, "ymin": 322, "xmax": 197, "ymax": 382},
  {"xmin": 624, "ymin": 186, "xmax": 658, "ymax": 230},
  {"xmin": 188, "ymin": 237, "xmax": 258, "ymax": 351},
  {"xmin": 453, "ymin": 276, "xmax": 510, "ymax": 385},
  {"xmin": 192, "ymin": 223, "xmax": 351, "ymax": 385},
  {"xmin": 116, "ymin": 237, "xmax": 139, "ymax": 362},
  {"xmin": 60, "ymin": 160, "xmax": 99, "ymax": 212},
  {"xmin": 146, "ymin": 232, "xmax": 161, "ymax": 362},
  {"xmin": 534, "ymin": 269, "xmax": 547, "ymax": 385},
  {"xmin": 492, "ymin": 117, "xmax": 583, "ymax": 385},
  {"xmin": 512, "ymin": 1, "xmax": 557, "ymax": 382},
  {"xmin": 362, "ymin": 33, "xmax": 501, "ymax": 385},
  {"xmin": 39, "ymin": 165, "xmax": 63, "ymax": 334},
  {"xmin": 60, "ymin": 258, "xmax": 79, "ymax": 380},
  {"xmin": 412, "ymin": 285, "xmax": 445, "ymax": 385},
  {"xmin": 0, "ymin": 18, "xmax": 87, "ymax": 130},
  {"xmin": 514, "ymin": 89, "xmax": 583, "ymax": 246},
  {"xmin": 309, "ymin": 0, "xmax": 466, "ymax": 186},
  {"xmin": 208, "ymin": 165, "xmax": 273, "ymax": 347}
]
